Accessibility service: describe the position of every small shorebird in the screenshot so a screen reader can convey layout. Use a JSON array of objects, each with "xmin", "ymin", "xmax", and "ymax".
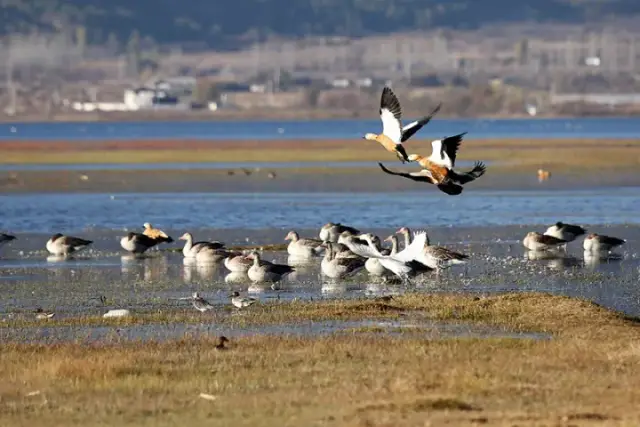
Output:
[
  {"xmin": 46, "ymin": 233, "xmax": 93, "ymax": 256},
  {"xmin": 319, "ymin": 222, "xmax": 360, "ymax": 243},
  {"xmin": 363, "ymin": 86, "xmax": 441, "ymax": 163},
  {"xmin": 179, "ymin": 232, "xmax": 225, "ymax": 258},
  {"xmin": 583, "ymin": 233, "xmax": 626, "ymax": 252},
  {"xmin": 142, "ymin": 222, "xmax": 174, "ymax": 244},
  {"xmin": 230, "ymin": 291, "xmax": 256, "ymax": 309},
  {"xmin": 377, "ymin": 133, "xmax": 486, "ymax": 195},
  {"xmin": 215, "ymin": 336, "xmax": 229, "ymax": 350},
  {"xmin": 191, "ymin": 292, "xmax": 215, "ymax": 312},
  {"xmin": 544, "ymin": 222, "xmax": 586, "ymax": 243},
  {"xmin": 395, "ymin": 227, "xmax": 468, "ymax": 272},
  {"xmin": 522, "ymin": 232, "xmax": 566, "ymax": 251},
  {"xmin": 285, "ymin": 231, "xmax": 324, "ymax": 258},
  {"xmin": 34, "ymin": 308, "xmax": 55, "ymax": 320},
  {"xmin": 247, "ymin": 251, "xmax": 295, "ymax": 283},
  {"xmin": 0, "ymin": 233, "xmax": 16, "ymax": 250},
  {"xmin": 120, "ymin": 232, "xmax": 159, "ymax": 254},
  {"xmin": 320, "ymin": 242, "xmax": 366, "ymax": 279}
]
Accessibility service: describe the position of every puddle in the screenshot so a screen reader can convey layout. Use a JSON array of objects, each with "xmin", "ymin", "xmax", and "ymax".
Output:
[{"xmin": 0, "ymin": 317, "xmax": 550, "ymax": 344}]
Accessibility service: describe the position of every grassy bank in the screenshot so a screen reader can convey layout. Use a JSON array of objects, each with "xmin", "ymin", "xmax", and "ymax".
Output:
[
  {"xmin": 1, "ymin": 138, "xmax": 640, "ymax": 172},
  {"xmin": 2, "ymin": 293, "xmax": 640, "ymax": 426}
]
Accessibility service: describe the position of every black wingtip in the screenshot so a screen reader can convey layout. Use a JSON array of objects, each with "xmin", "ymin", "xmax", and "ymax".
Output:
[{"xmin": 437, "ymin": 183, "xmax": 464, "ymax": 196}]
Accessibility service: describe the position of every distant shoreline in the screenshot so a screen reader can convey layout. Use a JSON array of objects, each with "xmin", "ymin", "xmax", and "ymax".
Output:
[{"xmin": 2, "ymin": 110, "xmax": 639, "ymax": 124}]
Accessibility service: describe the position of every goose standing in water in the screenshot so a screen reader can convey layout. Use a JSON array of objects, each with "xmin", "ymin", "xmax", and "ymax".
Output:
[
  {"xmin": 195, "ymin": 246, "xmax": 231, "ymax": 263},
  {"xmin": 544, "ymin": 222, "xmax": 586, "ymax": 243},
  {"xmin": 230, "ymin": 291, "xmax": 256, "ymax": 309},
  {"xmin": 583, "ymin": 233, "xmax": 626, "ymax": 253},
  {"xmin": 363, "ymin": 86, "xmax": 441, "ymax": 163},
  {"xmin": 0, "ymin": 233, "xmax": 16, "ymax": 251},
  {"xmin": 320, "ymin": 242, "xmax": 366, "ymax": 279},
  {"xmin": 397, "ymin": 227, "xmax": 468, "ymax": 272},
  {"xmin": 191, "ymin": 292, "xmax": 215, "ymax": 312},
  {"xmin": 319, "ymin": 223, "xmax": 361, "ymax": 243},
  {"xmin": 378, "ymin": 132, "xmax": 486, "ymax": 195},
  {"xmin": 179, "ymin": 232, "xmax": 225, "ymax": 258},
  {"xmin": 342, "ymin": 231, "xmax": 429, "ymax": 282},
  {"xmin": 120, "ymin": 232, "xmax": 160, "ymax": 254},
  {"xmin": 247, "ymin": 251, "xmax": 295, "ymax": 283},
  {"xmin": 46, "ymin": 233, "xmax": 93, "ymax": 256},
  {"xmin": 142, "ymin": 222, "xmax": 174, "ymax": 244},
  {"xmin": 224, "ymin": 252, "xmax": 253, "ymax": 273},
  {"xmin": 362, "ymin": 235, "xmax": 391, "ymax": 276},
  {"xmin": 522, "ymin": 232, "xmax": 566, "ymax": 252},
  {"xmin": 285, "ymin": 231, "xmax": 324, "ymax": 258}
]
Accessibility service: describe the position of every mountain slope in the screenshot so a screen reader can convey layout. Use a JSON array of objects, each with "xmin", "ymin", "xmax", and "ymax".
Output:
[{"xmin": 1, "ymin": 0, "xmax": 638, "ymax": 46}]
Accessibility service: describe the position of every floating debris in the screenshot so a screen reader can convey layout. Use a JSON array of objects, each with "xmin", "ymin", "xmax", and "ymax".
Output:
[{"xmin": 103, "ymin": 309, "xmax": 131, "ymax": 318}]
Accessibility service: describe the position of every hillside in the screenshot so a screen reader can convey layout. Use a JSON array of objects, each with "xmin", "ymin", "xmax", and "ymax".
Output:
[{"xmin": 1, "ymin": 0, "xmax": 639, "ymax": 47}]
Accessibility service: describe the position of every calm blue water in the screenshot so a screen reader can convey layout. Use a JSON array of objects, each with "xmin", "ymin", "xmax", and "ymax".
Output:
[
  {"xmin": 1, "ymin": 187, "xmax": 638, "ymax": 233},
  {"xmin": 2, "ymin": 117, "xmax": 640, "ymax": 141}
]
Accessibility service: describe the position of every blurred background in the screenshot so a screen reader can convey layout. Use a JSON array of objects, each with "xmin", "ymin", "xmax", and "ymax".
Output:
[{"xmin": 2, "ymin": 0, "xmax": 640, "ymax": 120}]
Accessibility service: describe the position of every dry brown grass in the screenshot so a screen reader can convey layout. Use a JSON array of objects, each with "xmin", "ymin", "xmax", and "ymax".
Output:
[{"xmin": 2, "ymin": 293, "xmax": 640, "ymax": 426}]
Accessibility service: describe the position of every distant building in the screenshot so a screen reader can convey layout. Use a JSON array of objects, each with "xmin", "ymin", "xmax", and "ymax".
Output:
[{"xmin": 124, "ymin": 88, "xmax": 156, "ymax": 110}]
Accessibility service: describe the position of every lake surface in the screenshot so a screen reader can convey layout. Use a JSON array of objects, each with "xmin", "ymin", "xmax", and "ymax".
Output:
[
  {"xmin": 2, "ymin": 117, "xmax": 640, "ymax": 141},
  {"xmin": 1, "ymin": 187, "xmax": 639, "ymax": 233}
]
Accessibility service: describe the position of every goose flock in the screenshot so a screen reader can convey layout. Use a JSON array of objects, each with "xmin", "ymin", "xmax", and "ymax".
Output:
[{"xmin": 0, "ymin": 87, "xmax": 631, "ymax": 319}]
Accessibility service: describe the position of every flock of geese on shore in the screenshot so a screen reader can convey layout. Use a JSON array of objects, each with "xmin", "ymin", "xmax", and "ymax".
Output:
[
  {"xmin": 0, "ymin": 220, "xmax": 627, "ymax": 283},
  {"xmin": 0, "ymin": 87, "xmax": 631, "ymax": 316}
]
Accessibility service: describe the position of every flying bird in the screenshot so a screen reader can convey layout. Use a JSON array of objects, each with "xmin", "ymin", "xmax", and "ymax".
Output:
[
  {"xmin": 363, "ymin": 86, "xmax": 441, "ymax": 163},
  {"xmin": 377, "ymin": 132, "xmax": 486, "ymax": 195}
]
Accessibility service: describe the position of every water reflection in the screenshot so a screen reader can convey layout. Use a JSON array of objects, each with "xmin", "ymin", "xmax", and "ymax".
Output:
[{"xmin": 225, "ymin": 271, "xmax": 249, "ymax": 284}]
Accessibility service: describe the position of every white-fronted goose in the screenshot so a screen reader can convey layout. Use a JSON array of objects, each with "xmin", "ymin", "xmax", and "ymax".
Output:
[
  {"xmin": 191, "ymin": 292, "xmax": 215, "ymax": 312},
  {"xmin": 46, "ymin": 233, "xmax": 93, "ymax": 256},
  {"xmin": 224, "ymin": 252, "xmax": 253, "ymax": 272},
  {"xmin": 544, "ymin": 222, "xmax": 586, "ymax": 243},
  {"xmin": 397, "ymin": 227, "xmax": 468, "ymax": 271},
  {"xmin": 247, "ymin": 251, "xmax": 295, "ymax": 283},
  {"xmin": 319, "ymin": 222, "xmax": 361, "ymax": 243},
  {"xmin": 285, "ymin": 231, "xmax": 324, "ymax": 257},
  {"xmin": 179, "ymin": 232, "xmax": 225, "ymax": 258},
  {"xmin": 230, "ymin": 291, "xmax": 256, "ymax": 309},
  {"xmin": 378, "ymin": 132, "xmax": 486, "ymax": 195},
  {"xmin": 142, "ymin": 222, "xmax": 174, "ymax": 243},
  {"xmin": 120, "ymin": 232, "xmax": 159, "ymax": 254},
  {"xmin": 583, "ymin": 233, "xmax": 626, "ymax": 252},
  {"xmin": 363, "ymin": 86, "xmax": 441, "ymax": 163},
  {"xmin": 523, "ymin": 232, "xmax": 566, "ymax": 251},
  {"xmin": 321, "ymin": 242, "xmax": 366, "ymax": 279}
]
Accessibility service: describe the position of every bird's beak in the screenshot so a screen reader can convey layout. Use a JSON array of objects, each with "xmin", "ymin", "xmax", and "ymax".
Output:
[{"xmin": 384, "ymin": 236, "xmax": 392, "ymax": 242}]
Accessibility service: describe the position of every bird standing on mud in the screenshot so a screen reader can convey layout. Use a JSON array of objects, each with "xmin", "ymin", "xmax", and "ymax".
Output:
[{"xmin": 363, "ymin": 86, "xmax": 441, "ymax": 163}]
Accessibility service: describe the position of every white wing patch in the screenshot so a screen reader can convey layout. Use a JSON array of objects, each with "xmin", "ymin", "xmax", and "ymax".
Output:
[
  {"xmin": 428, "ymin": 140, "xmax": 452, "ymax": 168},
  {"xmin": 380, "ymin": 108, "xmax": 402, "ymax": 144},
  {"xmin": 394, "ymin": 231, "xmax": 427, "ymax": 262}
]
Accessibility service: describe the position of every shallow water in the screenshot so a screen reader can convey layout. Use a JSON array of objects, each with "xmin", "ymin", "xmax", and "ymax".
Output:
[
  {"xmin": 1, "ymin": 188, "xmax": 639, "ymax": 233},
  {"xmin": 0, "ymin": 225, "xmax": 638, "ymax": 339},
  {"xmin": 0, "ymin": 317, "xmax": 550, "ymax": 344},
  {"xmin": 3, "ymin": 117, "xmax": 640, "ymax": 140}
]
